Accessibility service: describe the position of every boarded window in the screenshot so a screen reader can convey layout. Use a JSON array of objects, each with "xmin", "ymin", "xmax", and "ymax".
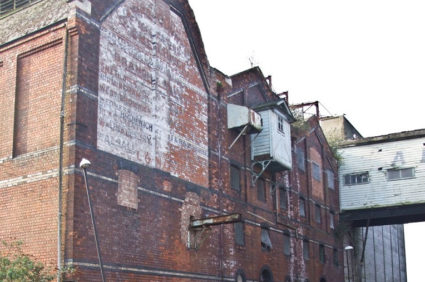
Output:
[
  {"xmin": 326, "ymin": 170, "xmax": 334, "ymax": 189},
  {"xmin": 257, "ymin": 178, "xmax": 266, "ymax": 202},
  {"xmin": 283, "ymin": 232, "xmax": 291, "ymax": 256},
  {"xmin": 299, "ymin": 197, "xmax": 306, "ymax": 217},
  {"xmin": 312, "ymin": 162, "xmax": 321, "ymax": 181},
  {"xmin": 303, "ymin": 239, "xmax": 309, "ymax": 260},
  {"xmin": 330, "ymin": 211, "xmax": 335, "ymax": 229},
  {"xmin": 261, "ymin": 228, "xmax": 272, "ymax": 251},
  {"xmin": 315, "ymin": 204, "xmax": 321, "ymax": 224},
  {"xmin": 296, "ymin": 147, "xmax": 306, "ymax": 171},
  {"xmin": 344, "ymin": 172, "xmax": 369, "ymax": 185},
  {"xmin": 333, "ymin": 248, "xmax": 338, "ymax": 266},
  {"xmin": 230, "ymin": 165, "xmax": 241, "ymax": 191},
  {"xmin": 234, "ymin": 222, "xmax": 245, "ymax": 246},
  {"xmin": 279, "ymin": 186, "xmax": 287, "ymax": 210},
  {"xmin": 319, "ymin": 244, "xmax": 326, "ymax": 263},
  {"xmin": 387, "ymin": 167, "xmax": 415, "ymax": 181}
]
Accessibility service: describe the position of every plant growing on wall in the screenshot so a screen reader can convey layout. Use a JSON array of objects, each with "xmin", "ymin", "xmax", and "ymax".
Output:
[{"xmin": 0, "ymin": 241, "xmax": 54, "ymax": 282}]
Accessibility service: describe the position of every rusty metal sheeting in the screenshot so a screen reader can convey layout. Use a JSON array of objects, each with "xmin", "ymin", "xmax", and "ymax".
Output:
[{"xmin": 190, "ymin": 213, "xmax": 241, "ymax": 229}]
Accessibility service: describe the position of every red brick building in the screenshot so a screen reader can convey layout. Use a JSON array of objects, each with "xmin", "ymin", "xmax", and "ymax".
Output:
[{"xmin": 0, "ymin": 0, "xmax": 343, "ymax": 281}]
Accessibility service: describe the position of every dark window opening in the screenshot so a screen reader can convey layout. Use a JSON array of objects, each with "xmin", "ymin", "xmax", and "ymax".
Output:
[
  {"xmin": 303, "ymin": 239, "xmax": 309, "ymax": 260},
  {"xmin": 257, "ymin": 178, "xmax": 266, "ymax": 202},
  {"xmin": 333, "ymin": 248, "xmax": 338, "ymax": 266},
  {"xmin": 279, "ymin": 186, "xmax": 287, "ymax": 210},
  {"xmin": 283, "ymin": 232, "xmax": 291, "ymax": 256},
  {"xmin": 296, "ymin": 147, "xmax": 305, "ymax": 171},
  {"xmin": 314, "ymin": 204, "xmax": 321, "ymax": 224},
  {"xmin": 235, "ymin": 270, "xmax": 246, "ymax": 282},
  {"xmin": 234, "ymin": 222, "xmax": 245, "ymax": 246},
  {"xmin": 278, "ymin": 115, "xmax": 284, "ymax": 134},
  {"xmin": 230, "ymin": 165, "xmax": 241, "ymax": 191},
  {"xmin": 261, "ymin": 227, "xmax": 272, "ymax": 251},
  {"xmin": 259, "ymin": 267, "xmax": 273, "ymax": 282},
  {"xmin": 0, "ymin": 0, "xmax": 32, "ymax": 16},
  {"xmin": 319, "ymin": 244, "xmax": 326, "ymax": 263}
]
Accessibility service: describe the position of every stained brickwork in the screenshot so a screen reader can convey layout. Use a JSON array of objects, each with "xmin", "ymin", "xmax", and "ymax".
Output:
[{"xmin": 0, "ymin": 0, "xmax": 343, "ymax": 281}]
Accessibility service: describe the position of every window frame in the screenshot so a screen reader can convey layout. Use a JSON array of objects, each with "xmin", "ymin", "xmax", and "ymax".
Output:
[
  {"xmin": 344, "ymin": 172, "xmax": 370, "ymax": 186},
  {"xmin": 387, "ymin": 167, "xmax": 415, "ymax": 181},
  {"xmin": 277, "ymin": 115, "xmax": 285, "ymax": 134},
  {"xmin": 319, "ymin": 244, "xmax": 326, "ymax": 264},
  {"xmin": 333, "ymin": 248, "xmax": 339, "ymax": 266},
  {"xmin": 234, "ymin": 222, "xmax": 245, "ymax": 246},
  {"xmin": 261, "ymin": 227, "xmax": 272, "ymax": 251},
  {"xmin": 314, "ymin": 204, "xmax": 321, "ymax": 224},
  {"xmin": 279, "ymin": 186, "xmax": 288, "ymax": 210},
  {"xmin": 312, "ymin": 162, "xmax": 321, "ymax": 181},
  {"xmin": 329, "ymin": 211, "xmax": 335, "ymax": 230},
  {"xmin": 230, "ymin": 164, "xmax": 241, "ymax": 191},
  {"xmin": 303, "ymin": 239, "xmax": 309, "ymax": 260},
  {"xmin": 296, "ymin": 146, "xmax": 306, "ymax": 172},
  {"xmin": 326, "ymin": 169, "xmax": 335, "ymax": 189},
  {"xmin": 299, "ymin": 197, "xmax": 306, "ymax": 217}
]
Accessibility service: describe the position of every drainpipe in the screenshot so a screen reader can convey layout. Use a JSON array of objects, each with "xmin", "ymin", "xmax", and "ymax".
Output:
[{"xmin": 58, "ymin": 26, "xmax": 69, "ymax": 282}]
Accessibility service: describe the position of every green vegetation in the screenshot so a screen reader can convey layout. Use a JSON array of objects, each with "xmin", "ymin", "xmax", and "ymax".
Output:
[{"xmin": 0, "ymin": 241, "xmax": 54, "ymax": 282}]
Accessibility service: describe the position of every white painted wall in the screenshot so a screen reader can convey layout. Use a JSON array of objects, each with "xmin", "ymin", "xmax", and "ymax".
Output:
[{"xmin": 339, "ymin": 137, "xmax": 425, "ymax": 211}]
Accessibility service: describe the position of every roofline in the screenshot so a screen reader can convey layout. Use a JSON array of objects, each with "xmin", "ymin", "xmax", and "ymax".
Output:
[{"xmin": 340, "ymin": 128, "xmax": 425, "ymax": 147}]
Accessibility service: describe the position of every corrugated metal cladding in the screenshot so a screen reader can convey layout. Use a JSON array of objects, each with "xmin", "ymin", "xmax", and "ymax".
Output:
[
  {"xmin": 339, "ymin": 137, "xmax": 425, "ymax": 211},
  {"xmin": 251, "ymin": 110, "xmax": 292, "ymax": 170}
]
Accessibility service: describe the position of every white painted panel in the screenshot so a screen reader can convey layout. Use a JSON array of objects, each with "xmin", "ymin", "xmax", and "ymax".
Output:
[
  {"xmin": 251, "ymin": 110, "xmax": 270, "ymax": 157},
  {"xmin": 97, "ymin": 0, "xmax": 208, "ymax": 186},
  {"xmin": 339, "ymin": 137, "xmax": 425, "ymax": 210},
  {"xmin": 270, "ymin": 110, "xmax": 292, "ymax": 169}
]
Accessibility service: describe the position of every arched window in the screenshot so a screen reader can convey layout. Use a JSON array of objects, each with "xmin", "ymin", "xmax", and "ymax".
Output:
[{"xmin": 259, "ymin": 266, "xmax": 273, "ymax": 282}]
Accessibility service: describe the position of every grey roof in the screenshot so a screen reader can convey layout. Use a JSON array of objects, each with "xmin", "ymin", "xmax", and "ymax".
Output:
[{"xmin": 0, "ymin": 0, "xmax": 70, "ymax": 46}]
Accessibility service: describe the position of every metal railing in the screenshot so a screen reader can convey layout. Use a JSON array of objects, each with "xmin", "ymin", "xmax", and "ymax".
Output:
[{"xmin": 0, "ymin": 0, "xmax": 39, "ymax": 17}]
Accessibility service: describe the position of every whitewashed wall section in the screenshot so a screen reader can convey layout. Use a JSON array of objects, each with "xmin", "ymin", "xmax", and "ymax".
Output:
[{"xmin": 98, "ymin": 0, "xmax": 208, "ymax": 186}]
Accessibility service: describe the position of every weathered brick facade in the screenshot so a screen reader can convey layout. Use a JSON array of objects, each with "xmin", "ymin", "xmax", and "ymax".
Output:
[{"xmin": 0, "ymin": 0, "xmax": 343, "ymax": 281}]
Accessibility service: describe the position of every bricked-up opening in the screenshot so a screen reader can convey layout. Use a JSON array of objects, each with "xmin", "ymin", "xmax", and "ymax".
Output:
[
  {"xmin": 13, "ymin": 41, "xmax": 63, "ymax": 157},
  {"xmin": 230, "ymin": 164, "xmax": 241, "ymax": 191},
  {"xmin": 257, "ymin": 178, "xmax": 266, "ymax": 202},
  {"xmin": 234, "ymin": 222, "xmax": 245, "ymax": 246},
  {"xmin": 117, "ymin": 170, "xmax": 138, "ymax": 209}
]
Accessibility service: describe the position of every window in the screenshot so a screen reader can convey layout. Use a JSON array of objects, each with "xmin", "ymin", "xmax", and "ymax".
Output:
[
  {"xmin": 257, "ymin": 178, "xmax": 266, "ymax": 202},
  {"xmin": 333, "ymin": 248, "xmax": 338, "ymax": 266},
  {"xmin": 344, "ymin": 172, "xmax": 369, "ymax": 185},
  {"xmin": 329, "ymin": 211, "xmax": 335, "ymax": 230},
  {"xmin": 235, "ymin": 270, "xmax": 246, "ymax": 282},
  {"xmin": 283, "ymin": 232, "xmax": 291, "ymax": 256},
  {"xmin": 387, "ymin": 167, "xmax": 415, "ymax": 181},
  {"xmin": 0, "ymin": 0, "xmax": 31, "ymax": 16},
  {"xmin": 312, "ymin": 162, "xmax": 321, "ymax": 181},
  {"xmin": 279, "ymin": 186, "xmax": 287, "ymax": 210},
  {"xmin": 261, "ymin": 227, "xmax": 272, "ymax": 251},
  {"xmin": 319, "ymin": 244, "xmax": 326, "ymax": 263},
  {"xmin": 234, "ymin": 222, "xmax": 245, "ymax": 246},
  {"xmin": 299, "ymin": 197, "xmax": 306, "ymax": 217},
  {"xmin": 278, "ymin": 115, "xmax": 285, "ymax": 134},
  {"xmin": 303, "ymin": 239, "xmax": 309, "ymax": 260},
  {"xmin": 326, "ymin": 170, "xmax": 334, "ymax": 189},
  {"xmin": 230, "ymin": 165, "xmax": 241, "ymax": 191},
  {"xmin": 296, "ymin": 147, "xmax": 306, "ymax": 171},
  {"xmin": 314, "ymin": 204, "xmax": 321, "ymax": 224}
]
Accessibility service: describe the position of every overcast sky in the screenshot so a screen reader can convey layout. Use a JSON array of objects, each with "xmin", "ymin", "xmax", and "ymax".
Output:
[{"xmin": 189, "ymin": 0, "xmax": 425, "ymax": 280}]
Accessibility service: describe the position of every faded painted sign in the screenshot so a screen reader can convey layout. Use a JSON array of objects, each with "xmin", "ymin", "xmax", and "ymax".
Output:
[{"xmin": 98, "ymin": 0, "xmax": 208, "ymax": 186}]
